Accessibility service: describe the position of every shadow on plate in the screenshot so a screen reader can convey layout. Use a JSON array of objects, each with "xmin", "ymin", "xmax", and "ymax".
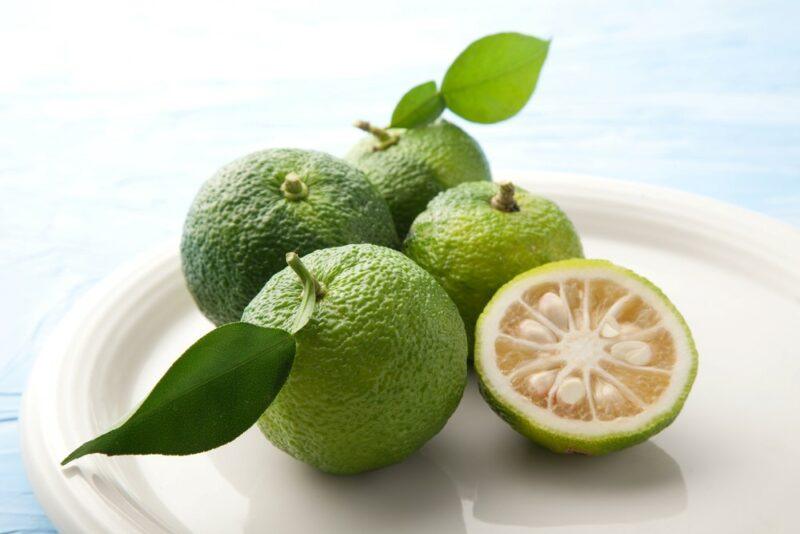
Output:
[
  {"xmin": 470, "ymin": 439, "xmax": 687, "ymax": 527},
  {"xmin": 208, "ymin": 429, "xmax": 466, "ymax": 534},
  {"xmin": 427, "ymin": 376, "xmax": 688, "ymax": 528}
]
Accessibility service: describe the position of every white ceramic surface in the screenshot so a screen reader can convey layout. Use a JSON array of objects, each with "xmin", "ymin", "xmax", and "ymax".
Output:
[{"xmin": 21, "ymin": 172, "xmax": 800, "ymax": 533}]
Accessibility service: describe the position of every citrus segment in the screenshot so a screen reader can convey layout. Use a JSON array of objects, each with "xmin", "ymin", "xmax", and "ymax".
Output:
[{"xmin": 475, "ymin": 259, "xmax": 697, "ymax": 454}]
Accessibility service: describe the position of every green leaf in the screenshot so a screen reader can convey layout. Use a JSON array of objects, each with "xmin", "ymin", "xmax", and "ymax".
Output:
[
  {"xmin": 62, "ymin": 323, "xmax": 295, "ymax": 464},
  {"xmin": 441, "ymin": 32, "xmax": 550, "ymax": 124},
  {"xmin": 390, "ymin": 81, "xmax": 446, "ymax": 128}
]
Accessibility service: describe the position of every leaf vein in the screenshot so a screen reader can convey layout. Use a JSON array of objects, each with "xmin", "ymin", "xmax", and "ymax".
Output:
[{"xmin": 444, "ymin": 48, "xmax": 548, "ymax": 96}]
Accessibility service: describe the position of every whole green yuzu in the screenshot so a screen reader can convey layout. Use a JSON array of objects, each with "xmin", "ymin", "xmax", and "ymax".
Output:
[
  {"xmin": 181, "ymin": 148, "xmax": 398, "ymax": 325},
  {"xmin": 242, "ymin": 244, "xmax": 468, "ymax": 474},
  {"xmin": 403, "ymin": 181, "xmax": 583, "ymax": 349},
  {"xmin": 346, "ymin": 119, "xmax": 491, "ymax": 237}
]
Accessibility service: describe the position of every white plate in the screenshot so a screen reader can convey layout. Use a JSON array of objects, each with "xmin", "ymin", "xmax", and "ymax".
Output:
[{"xmin": 21, "ymin": 172, "xmax": 800, "ymax": 533}]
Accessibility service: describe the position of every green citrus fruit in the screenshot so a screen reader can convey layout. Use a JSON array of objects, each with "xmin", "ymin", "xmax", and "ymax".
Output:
[
  {"xmin": 403, "ymin": 181, "xmax": 583, "ymax": 350},
  {"xmin": 181, "ymin": 148, "xmax": 399, "ymax": 325},
  {"xmin": 475, "ymin": 259, "xmax": 698, "ymax": 455},
  {"xmin": 242, "ymin": 244, "xmax": 467, "ymax": 474},
  {"xmin": 346, "ymin": 119, "xmax": 491, "ymax": 237}
]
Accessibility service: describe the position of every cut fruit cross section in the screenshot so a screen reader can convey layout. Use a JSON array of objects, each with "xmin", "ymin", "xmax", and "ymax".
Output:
[{"xmin": 475, "ymin": 259, "xmax": 698, "ymax": 455}]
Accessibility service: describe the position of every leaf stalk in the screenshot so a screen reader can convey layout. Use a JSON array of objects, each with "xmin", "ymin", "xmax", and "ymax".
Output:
[
  {"xmin": 354, "ymin": 120, "xmax": 399, "ymax": 151},
  {"xmin": 280, "ymin": 172, "xmax": 309, "ymax": 201},
  {"xmin": 491, "ymin": 181, "xmax": 520, "ymax": 212}
]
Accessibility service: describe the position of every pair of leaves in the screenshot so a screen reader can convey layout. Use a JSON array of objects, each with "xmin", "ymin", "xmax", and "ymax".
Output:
[
  {"xmin": 389, "ymin": 32, "xmax": 550, "ymax": 129},
  {"xmin": 62, "ymin": 254, "xmax": 318, "ymax": 465}
]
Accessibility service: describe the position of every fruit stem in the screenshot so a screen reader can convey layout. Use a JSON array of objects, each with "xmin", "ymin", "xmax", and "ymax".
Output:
[
  {"xmin": 281, "ymin": 172, "xmax": 309, "ymax": 201},
  {"xmin": 286, "ymin": 252, "xmax": 326, "ymax": 299},
  {"xmin": 354, "ymin": 120, "xmax": 399, "ymax": 151},
  {"xmin": 491, "ymin": 181, "xmax": 520, "ymax": 212}
]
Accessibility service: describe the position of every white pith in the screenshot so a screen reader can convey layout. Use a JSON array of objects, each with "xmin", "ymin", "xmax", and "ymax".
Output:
[{"xmin": 477, "ymin": 266, "xmax": 694, "ymax": 437}]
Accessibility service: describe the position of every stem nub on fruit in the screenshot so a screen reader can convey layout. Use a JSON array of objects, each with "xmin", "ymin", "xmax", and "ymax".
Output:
[
  {"xmin": 491, "ymin": 181, "xmax": 520, "ymax": 212},
  {"xmin": 354, "ymin": 120, "xmax": 399, "ymax": 151},
  {"xmin": 286, "ymin": 252, "xmax": 326, "ymax": 299},
  {"xmin": 281, "ymin": 173, "xmax": 309, "ymax": 201}
]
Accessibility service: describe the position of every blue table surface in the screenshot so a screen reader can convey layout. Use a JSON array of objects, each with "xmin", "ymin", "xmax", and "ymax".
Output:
[{"xmin": 2, "ymin": 0, "xmax": 799, "ymax": 530}]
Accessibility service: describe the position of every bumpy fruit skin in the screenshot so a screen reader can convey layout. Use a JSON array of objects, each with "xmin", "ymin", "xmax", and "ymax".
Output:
[
  {"xmin": 403, "ymin": 181, "xmax": 583, "ymax": 350},
  {"xmin": 242, "ymin": 244, "xmax": 467, "ymax": 474},
  {"xmin": 346, "ymin": 119, "xmax": 491, "ymax": 237},
  {"xmin": 475, "ymin": 259, "xmax": 699, "ymax": 455},
  {"xmin": 181, "ymin": 149, "xmax": 399, "ymax": 325}
]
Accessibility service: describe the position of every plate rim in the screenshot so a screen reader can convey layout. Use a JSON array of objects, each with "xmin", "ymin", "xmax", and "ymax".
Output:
[{"xmin": 19, "ymin": 172, "xmax": 800, "ymax": 532}]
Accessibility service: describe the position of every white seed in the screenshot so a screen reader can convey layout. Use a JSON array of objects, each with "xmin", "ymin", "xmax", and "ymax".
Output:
[
  {"xmin": 619, "ymin": 322, "xmax": 640, "ymax": 335},
  {"xmin": 610, "ymin": 340, "xmax": 652, "ymax": 365},
  {"xmin": 600, "ymin": 317, "xmax": 620, "ymax": 338},
  {"xmin": 557, "ymin": 377, "xmax": 586, "ymax": 405},
  {"xmin": 527, "ymin": 370, "xmax": 556, "ymax": 396},
  {"xmin": 594, "ymin": 381, "xmax": 623, "ymax": 405},
  {"xmin": 538, "ymin": 292, "xmax": 569, "ymax": 330},
  {"xmin": 518, "ymin": 319, "xmax": 556, "ymax": 344}
]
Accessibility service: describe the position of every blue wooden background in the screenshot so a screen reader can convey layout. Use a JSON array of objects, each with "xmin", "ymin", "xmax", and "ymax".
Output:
[{"xmin": 2, "ymin": 0, "xmax": 798, "ymax": 530}]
